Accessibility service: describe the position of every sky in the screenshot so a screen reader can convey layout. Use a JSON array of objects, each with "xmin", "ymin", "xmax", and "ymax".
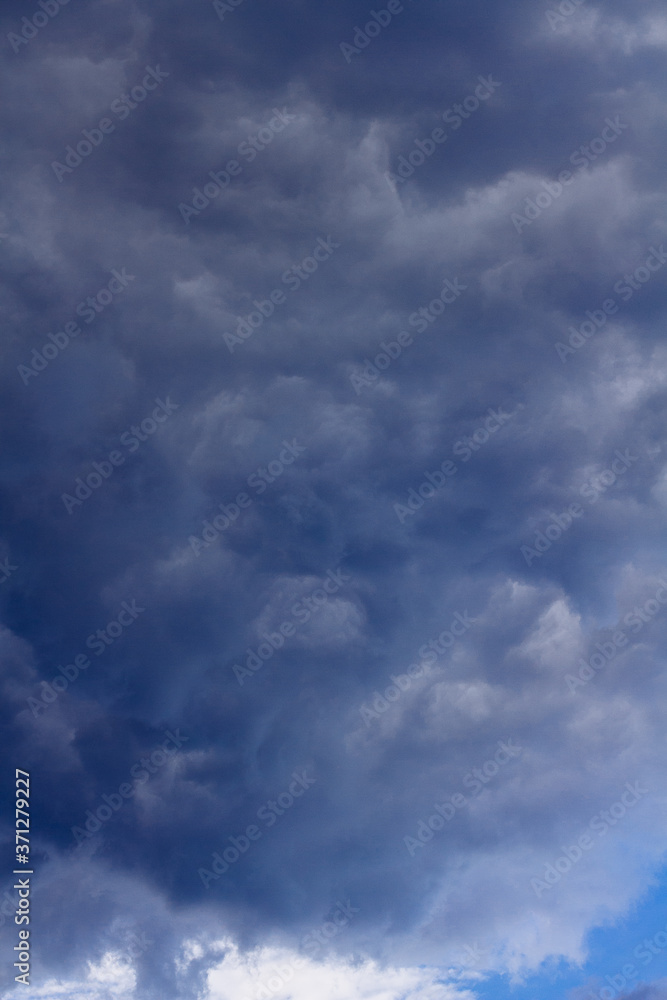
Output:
[{"xmin": 1, "ymin": 0, "xmax": 667, "ymax": 998}]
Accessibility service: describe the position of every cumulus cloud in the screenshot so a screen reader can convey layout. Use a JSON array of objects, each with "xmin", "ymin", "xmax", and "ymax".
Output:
[{"xmin": 1, "ymin": 0, "xmax": 667, "ymax": 997}]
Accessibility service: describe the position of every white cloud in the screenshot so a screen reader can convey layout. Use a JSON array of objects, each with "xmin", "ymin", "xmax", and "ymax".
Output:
[{"xmin": 202, "ymin": 938, "xmax": 475, "ymax": 1000}]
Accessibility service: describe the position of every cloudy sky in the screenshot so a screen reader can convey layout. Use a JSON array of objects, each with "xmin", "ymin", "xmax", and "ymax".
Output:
[{"xmin": 2, "ymin": 0, "xmax": 667, "ymax": 998}]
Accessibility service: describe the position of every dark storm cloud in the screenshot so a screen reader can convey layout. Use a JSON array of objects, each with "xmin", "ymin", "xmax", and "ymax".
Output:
[{"xmin": 1, "ymin": 0, "xmax": 667, "ymax": 997}]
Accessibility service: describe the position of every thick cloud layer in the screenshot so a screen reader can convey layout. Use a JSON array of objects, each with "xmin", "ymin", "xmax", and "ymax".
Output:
[{"xmin": 1, "ymin": 1, "xmax": 667, "ymax": 998}]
